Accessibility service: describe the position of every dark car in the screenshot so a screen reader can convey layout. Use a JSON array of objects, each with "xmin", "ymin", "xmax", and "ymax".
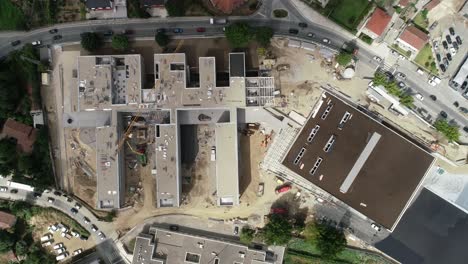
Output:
[
  {"xmin": 440, "ymin": 111, "xmax": 448, "ymax": 119},
  {"xmin": 10, "ymin": 189, "xmax": 18, "ymax": 194},
  {"xmin": 49, "ymin": 28, "xmax": 58, "ymax": 34},
  {"xmin": 442, "ymin": 41, "xmax": 448, "ymax": 49},
  {"xmin": 454, "ymin": 101, "xmax": 459, "ymax": 107},
  {"xmin": 11, "ymin": 40, "xmax": 21, "ymax": 46},
  {"xmin": 53, "ymin": 191, "xmax": 62, "ymax": 196},
  {"xmin": 447, "ymin": 53, "xmax": 452, "ymax": 61},
  {"xmin": 196, "ymin": 27, "xmax": 205, "ymax": 33},
  {"xmin": 70, "ymin": 208, "xmax": 78, "ymax": 215},
  {"xmin": 103, "ymin": 30, "xmax": 114, "ymax": 37},
  {"xmin": 461, "ymin": 81, "xmax": 468, "ymax": 90},
  {"xmin": 33, "ymin": 192, "xmax": 42, "ymax": 198},
  {"xmin": 298, "ymin": 22, "xmax": 308, "ymax": 28},
  {"xmin": 449, "ymin": 27, "xmax": 455, "ymax": 36},
  {"xmin": 453, "ymin": 42, "xmax": 459, "ymax": 50},
  {"xmin": 169, "ymin": 225, "xmax": 179, "ymax": 231},
  {"xmin": 66, "ymin": 197, "xmax": 73, "ymax": 203},
  {"xmin": 456, "ymin": 36, "xmax": 462, "ymax": 45},
  {"xmin": 459, "ymin": 107, "xmax": 468, "ymax": 114},
  {"xmin": 463, "ymin": 127, "xmax": 468, "ymax": 133},
  {"xmin": 446, "ymin": 35, "xmax": 452, "ymax": 44},
  {"xmin": 430, "ymin": 95, "xmax": 437, "ymax": 101},
  {"xmin": 439, "ymin": 64, "xmax": 446, "ymax": 72},
  {"xmin": 234, "ymin": 226, "xmax": 239, "ymax": 235},
  {"xmin": 436, "ymin": 53, "xmax": 441, "ymax": 62},
  {"xmin": 289, "ymin": 28, "xmax": 299, "ymax": 34},
  {"xmin": 443, "ymin": 57, "xmax": 449, "ymax": 66},
  {"xmin": 384, "ymin": 71, "xmax": 394, "ymax": 82},
  {"xmin": 80, "ymin": 235, "xmax": 89, "ymax": 241},
  {"xmin": 156, "ymin": 28, "xmax": 166, "ymax": 33},
  {"xmin": 53, "ymin": 35, "xmax": 62, "ymax": 41}
]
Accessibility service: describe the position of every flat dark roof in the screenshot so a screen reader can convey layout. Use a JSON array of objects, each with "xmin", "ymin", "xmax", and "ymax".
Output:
[
  {"xmin": 229, "ymin": 53, "xmax": 245, "ymax": 77},
  {"xmin": 282, "ymin": 92, "xmax": 434, "ymax": 229},
  {"xmin": 376, "ymin": 188, "xmax": 468, "ymax": 264}
]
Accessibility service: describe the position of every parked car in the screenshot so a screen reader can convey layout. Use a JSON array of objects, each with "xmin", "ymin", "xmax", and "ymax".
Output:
[
  {"xmin": 233, "ymin": 226, "xmax": 239, "ymax": 235},
  {"xmin": 11, "ymin": 40, "xmax": 21, "ymax": 46},
  {"xmin": 430, "ymin": 95, "xmax": 437, "ymax": 101},
  {"xmin": 10, "ymin": 189, "xmax": 18, "ymax": 194},
  {"xmin": 395, "ymin": 72, "xmax": 406, "ymax": 79},
  {"xmin": 443, "ymin": 58, "xmax": 449, "ymax": 66},
  {"xmin": 91, "ymin": 225, "xmax": 98, "ymax": 232},
  {"xmin": 442, "ymin": 41, "xmax": 448, "ymax": 49},
  {"xmin": 455, "ymin": 36, "xmax": 462, "ymax": 45},
  {"xmin": 322, "ymin": 38, "xmax": 330, "ymax": 44},
  {"xmin": 453, "ymin": 101, "xmax": 459, "ymax": 107},
  {"xmin": 446, "ymin": 35, "xmax": 452, "ymax": 44},
  {"xmin": 54, "ymin": 191, "xmax": 62, "ymax": 196},
  {"xmin": 398, "ymin": 81, "xmax": 406, "ymax": 88},
  {"xmin": 49, "ymin": 28, "xmax": 58, "ymax": 34},
  {"xmin": 173, "ymin": 28, "xmax": 183, "ymax": 33},
  {"xmin": 66, "ymin": 197, "xmax": 73, "ymax": 203},
  {"xmin": 307, "ymin": 32, "xmax": 315, "ymax": 38},
  {"xmin": 71, "ymin": 230, "xmax": 80, "ymax": 237},
  {"xmin": 169, "ymin": 225, "xmax": 179, "ymax": 231},
  {"xmin": 75, "ymin": 203, "xmax": 82, "ymax": 209},
  {"xmin": 33, "ymin": 192, "xmax": 42, "ymax": 198},
  {"xmin": 53, "ymin": 243, "xmax": 64, "ymax": 250},
  {"xmin": 450, "ymin": 47, "xmax": 457, "ymax": 55},
  {"xmin": 73, "ymin": 249, "xmax": 83, "ymax": 256},
  {"xmin": 373, "ymin": 56, "xmax": 382, "ymax": 63},
  {"xmin": 70, "ymin": 208, "xmax": 78, "ymax": 215},
  {"xmin": 83, "ymin": 217, "xmax": 90, "ymax": 224},
  {"xmin": 40, "ymin": 234, "xmax": 52, "ymax": 242},
  {"xmin": 449, "ymin": 27, "xmax": 455, "ymax": 36},
  {"xmin": 56, "ymin": 248, "xmax": 65, "ymax": 254},
  {"xmin": 371, "ymin": 223, "xmax": 381, "ymax": 231},
  {"xmin": 447, "ymin": 53, "xmax": 452, "ymax": 61},
  {"xmin": 298, "ymin": 22, "xmax": 308, "ymax": 28},
  {"xmin": 440, "ymin": 111, "xmax": 448, "ymax": 119},
  {"xmin": 433, "ymin": 40, "xmax": 439, "ymax": 49},
  {"xmin": 47, "ymin": 197, "xmax": 55, "ymax": 203},
  {"xmin": 415, "ymin": 93, "xmax": 424, "ymax": 101},
  {"xmin": 461, "ymin": 81, "xmax": 468, "ymax": 90},
  {"xmin": 436, "ymin": 53, "xmax": 441, "ymax": 62},
  {"xmin": 98, "ymin": 231, "xmax": 106, "ymax": 240},
  {"xmin": 288, "ymin": 28, "xmax": 298, "ymax": 34},
  {"xmin": 0, "ymin": 187, "xmax": 7, "ymax": 192},
  {"xmin": 416, "ymin": 68, "xmax": 425, "ymax": 75},
  {"xmin": 464, "ymin": 127, "xmax": 468, "ymax": 133},
  {"xmin": 275, "ymin": 185, "xmax": 291, "ymax": 194}
]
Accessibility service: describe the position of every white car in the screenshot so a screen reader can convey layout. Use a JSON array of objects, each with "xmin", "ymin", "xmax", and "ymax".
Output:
[
  {"xmin": 450, "ymin": 47, "xmax": 457, "ymax": 55},
  {"xmin": 83, "ymin": 217, "xmax": 90, "ymax": 225},
  {"xmin": 416, "ymin": 68, "xmax": 425, "ymax": 75},
  {"xmin": 98, "ymin": 231, "xmax": 106, "ymax": 240},
  {"xmin": 47, "ymin": 197, "xmax": 55, "ymax": 203},
  {"xmin": 73, "ymin": 248, "xmax": 83, "ymax": 256},
  {"xmin": 398, "ymin": 54, "xmax": 406, "ymax": 60},
  {"xmin": 31, "ymin": 40, "xmax": 41, "ymax": 46},
  {"xmin": 372, "ymin": 56, "xmax": 382, "ymax": 63},
  {"xmin": 56, "ymin": 248, "xmax": 65, "ymax": 254},
  {"xmin": 48, "ymin": 225, "xmax": 58, "ymax": 232},
  {"xmin": 415, "ymin": 93, "xmax": 424, "ymax": 101},
  {"xmin": 371, "ymin": 223, "xmax": 381, "ymax": 231},
  {"xmin": 322, "ymin": 38, "xmax": 330, "ymax": 44},
  {"xmin": 0, "ymin": 187, "xmax": 7, "ymax": 192},
  {"xmin": 53, "ymin": 243, "xmax": 64, "ymax": 250},
  {"xmin": 71, "ymin": 231, "xmax": 80, "ymax": 237},
  {"xmin": 74, "ymin": 203, "xmax": 82, "ymax": 209},
  {"xmin": 428, "ymin": 79, "xmax": 437, "ymax": 86}
]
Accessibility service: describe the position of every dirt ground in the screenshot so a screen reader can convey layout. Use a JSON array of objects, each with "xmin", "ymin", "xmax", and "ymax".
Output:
[{"xmin": 30, "ymin": 210, "xmax": 93, "ymax": 261}]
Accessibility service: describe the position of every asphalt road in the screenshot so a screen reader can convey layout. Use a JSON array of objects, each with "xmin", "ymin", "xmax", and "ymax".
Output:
[{"xmin": 0, "ymin": 15, "xmax": 465, "ymax": 136}]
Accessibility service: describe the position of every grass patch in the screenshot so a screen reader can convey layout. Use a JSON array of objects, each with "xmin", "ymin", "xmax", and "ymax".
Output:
[
  {"xmin": 391, "ymin": 44, "xmax": 412, "ymax": 57},
  {"xmin": 273, "ymin": 9, "xmax": 288, "ymax": 18},
  {"xmin": 286, "ymin": 238, "xmax": 393, "ymax": 264},
  {"xmin": 359, "ymin": 33, "xmax": 373, "ymax": 44},
  {"xmin": 0, "ymin": 0, "xmax": 26, "ymax": 30},
  {"xmin": 329, "ymin": 0, "xmax": 373, "ymax": 31},
  {"xmin": 413, "ymin": 12, "xmax": 428, "ymax": 29},
  {"xmin": 414, "ymin": 44, "xmax": 438, "ymax": 74}
]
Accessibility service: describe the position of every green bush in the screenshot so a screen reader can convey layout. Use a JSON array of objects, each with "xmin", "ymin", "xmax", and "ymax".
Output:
[
  {"xmin": 80, "ymin": 32, "xmax": 102, "ymax": 52},
  {"xmin": 263, "ymin": 214, "xmax": 292, "ymax": 245},
  {"xmin": 273, "ymin": 9, "xmax": 288, "ymax": 18},
  {"xmin": 155, "ymin": 32, "xmax": 170, "ymax": 47},
  {"xmin": 111, "ymin": 34, "xmax": 129, "ymax": 52},
  {"xmin": 434, "ymin": 119, "xmax": 460, "ymax": 142},
  {"xmin": 240, "ymin": 226, "xmax": 255, "ymax": 244},
  {"xmin": 225, "ymin": 22, "xmax": 253, "ymax": 48},
  {"xmin": 255, "ymin": 27, "xmax": 274, "ymax": 47},
  {"xmin": 336, "ymin": 51, "xmax": 353, "ymax": 66}
]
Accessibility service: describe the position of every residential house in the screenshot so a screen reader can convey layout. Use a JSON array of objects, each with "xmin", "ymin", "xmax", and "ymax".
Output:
[
  {"xmin": 84, "ymin": 0, "xmax": 113, "ymax": 10},
  {"xmin": 361, "ymin": 8, "xmax": 393, "ymax": 39},
  {"xmin": 2, "ymin": 119, "xmax": 37, "ymax": 154},
  {"xmin": 210, "ymin": 0, "xmax": 246, "ymax": 14},
  {"xmin": 0, "ymin": 211, "xmax": 17, "ymax": 229},
  {"xmin": 396, "ymin": 25, "xmax": 429, "ymax": 54}
]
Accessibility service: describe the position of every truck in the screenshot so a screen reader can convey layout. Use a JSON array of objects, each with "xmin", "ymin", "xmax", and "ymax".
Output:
[
  {"xmin": 40, "ymin": 234, "xmax": 52, "ymax": 242},
  {"xmin": 210, "ymin": 18, "xmax": 227, "ymax": 25}
]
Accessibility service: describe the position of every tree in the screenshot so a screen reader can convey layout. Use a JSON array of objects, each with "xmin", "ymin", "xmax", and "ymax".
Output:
[
  {"xmin": 421, "ymin": 9, "xmax": 429, "ymax": 20},
  {"xmin": 111, "ymin": 34, "xmax": 129, "ymax": 52},
  {"xmin": 336, "ymin": 51, "xmax": 353, "ymax": 66},
  {"xmin": 0, "ymin": 69, "xmax": 22, "ymax": 119},
  {"xmin": 127, "ymin": 0, "xmax": 150, "ymax": 18},
  {"xmin": 240, "ymin": 226, "xmax": 255, "ymax": 244},
  {"xmin": 255, "ymin": 27, "xmax": 274, "ymax": 47},
  {"xmin": 399, "ymin": 94, "xmax": 414, "ymax": 107},
  {"xmin": 155, "ymin": 32, "xmax": 170, "ymax": 47},
  {"xmin": 305, "ymin": 221, "xmax": 346, "ymax": 259},
  {"xmin": 0, "ymin": 230, "xmax": 15, "ymax": 253},
  {"xmin": 262, "ymin": 214, "xmax": 292, "ymax": 245},
  {"xmin": 225, "ymin": 23, "xmax": 252, "ymax": 48},
  {"xmin": 165, "ymin": 0, "xmax": 185, "ymax": 16},
  {"xmin": 80, "ymin": 32, "xmax": 102, "ymax": 52},
  {"xmin": 372, "ymin": 72, "xmax": 387, "ymax": 87},
  {"xmin": 434, "ymin": 119, "xmax": 460, "ymax": 142},
  {"xmin": 15, "ymin": 240, "xmax": 29, "ymax": 256}
]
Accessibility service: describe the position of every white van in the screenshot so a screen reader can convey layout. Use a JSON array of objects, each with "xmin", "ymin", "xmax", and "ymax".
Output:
[
  {"xmin": 416, "ymin": 68, "xmax": 425, "ymax": 75},
  {"xmin": 211, "ymin": 147, "xmax": 216, "ymax": 161}
]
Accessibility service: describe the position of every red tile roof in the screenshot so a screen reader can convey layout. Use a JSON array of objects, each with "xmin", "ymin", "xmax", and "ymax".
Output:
[
  {"xmin": 211, "ymin": 0, "xmax": 245, "ymax": 14},
  {"xmin": 399, "ymin": 26, "xmax": 429, "ymax": 50},
  {"xmin": 3, "ymin": 119, "xmax": 37, "ymax": 153},
  {"xmin": 398, "ymin": 0, "xmax": 410, "ymax": 7},
  {"xmin": 424, "ymin": 0, "xmax": 440, "ymax": 11},
  {"xmin": 0, "ymin": 211, "xmax": 17, "ymax": 229},
  {"xmin": 365, "ymin": 8, "xmax": 392, "ymax": 37}
]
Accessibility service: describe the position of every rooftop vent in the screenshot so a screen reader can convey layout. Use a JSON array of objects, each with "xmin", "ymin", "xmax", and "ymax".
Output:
[
  {"xmin": 307, "ymin": 125, "xmax": 320, "ymax": 142},
  {"xmin": 323, "ymin": 135, "xmax": 336, "ymax": 153},
  {"xmin": 309, "ymin": 157, "xmax": 323, "ymax": 176},
  {"xmin": 293, "ymin": 147, "xmax": 307, "ymax": 165},
  {"xmin": 338, "ymin": 111, "xmax": 352, "ymax": 130},
  {"xmin": 321, "ymin": 103, "xmax": 334, "ymax": 120}
]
